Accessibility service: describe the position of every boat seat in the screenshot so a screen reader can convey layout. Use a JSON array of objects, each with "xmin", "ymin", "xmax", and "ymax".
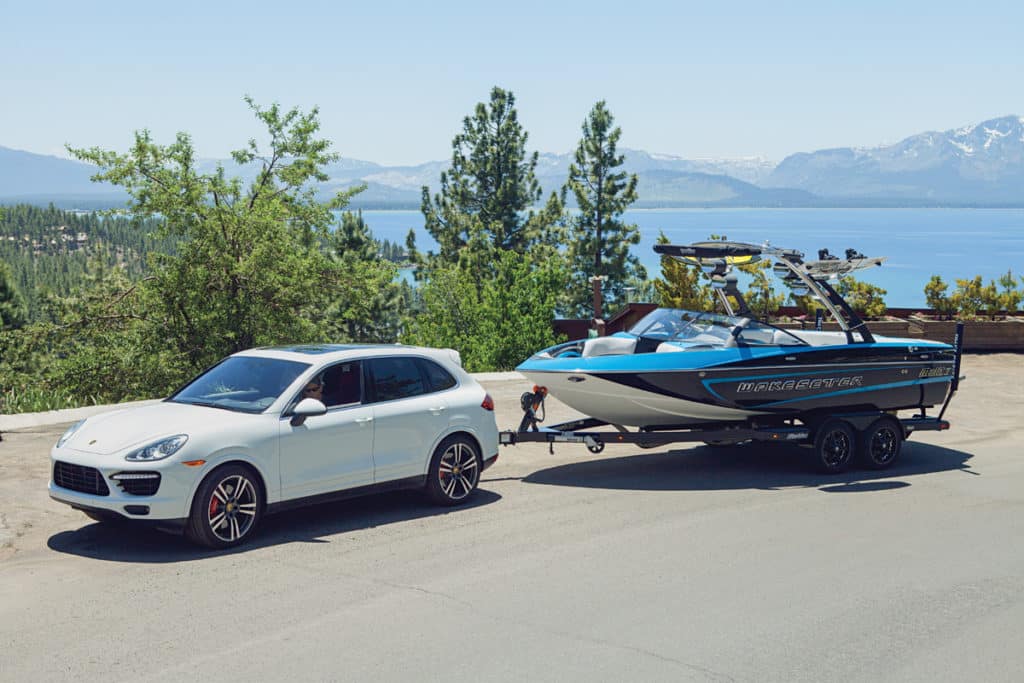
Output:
[
  {"xmin": 738, "ymin": 328, "xmax": 775, "ymax": 345},
  {"xmin": 790, "ymin": 330, "xmax": 865, "ymax": 346},
  {"xmin": 656, "ymin": 342, "xmax": 716, "ymax": 352},
  {"xmin": 581, "ymin": 336, "xmax": 638, "ymax": 357}
]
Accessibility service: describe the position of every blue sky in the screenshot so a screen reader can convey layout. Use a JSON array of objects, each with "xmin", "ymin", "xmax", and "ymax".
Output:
[{"xmin": 4, "ymin": 0, "xmax": 1024, "ymax": 165}]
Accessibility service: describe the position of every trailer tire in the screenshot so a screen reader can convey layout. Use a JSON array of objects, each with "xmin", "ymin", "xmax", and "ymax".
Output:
[
  {"xmin": 813, "ymin": 419, "xmax": 855, "ymax": 473},
  {"xmin": 858, "ymin": 417, "xmax": 903, "ymax": 469}
]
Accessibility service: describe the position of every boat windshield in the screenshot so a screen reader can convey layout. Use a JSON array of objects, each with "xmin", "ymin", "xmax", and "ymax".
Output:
[{"xmin": 627, "ymin": 309, "xmax": 807, "ymax": 347}]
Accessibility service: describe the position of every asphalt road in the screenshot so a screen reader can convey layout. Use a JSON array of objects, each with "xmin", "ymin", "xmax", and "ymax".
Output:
[{"xmin": 1, "ymin": 355, "xmax": 1022, "ymax": 681}]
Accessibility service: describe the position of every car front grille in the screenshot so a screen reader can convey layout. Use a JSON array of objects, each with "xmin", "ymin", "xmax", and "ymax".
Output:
[
  {"xmin": 53, "ymin": 461, "xmax": 110, "ymax": 496},
  {"xmin": 112, "ymin": 472, "xmax": 162, "ymax": 496}
]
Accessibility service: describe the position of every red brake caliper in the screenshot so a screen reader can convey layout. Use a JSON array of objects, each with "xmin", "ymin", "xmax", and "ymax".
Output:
[{"xmin": 209, "ymin": 495, "xmax": 219, "ymax": 518}]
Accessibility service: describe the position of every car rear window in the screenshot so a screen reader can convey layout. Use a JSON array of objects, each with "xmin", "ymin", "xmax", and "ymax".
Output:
[
  {"xmin": 417, "ymin": 358, "xmax": 457, "ymax": 392},
  {"xmin": 368, "ymin": 357, "xmax": 426, "ymax": 402}
]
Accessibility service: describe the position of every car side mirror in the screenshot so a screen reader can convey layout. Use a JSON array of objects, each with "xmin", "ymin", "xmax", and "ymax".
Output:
[{"xmin": 290, "ymin": 398, "xmax": 327, "ymax": 427}]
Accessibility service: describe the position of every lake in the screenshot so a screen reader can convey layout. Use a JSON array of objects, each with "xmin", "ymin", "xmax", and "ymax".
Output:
[{"xmin": 349, "ymin": 208, "xmax": 1024, "ymax": 308}]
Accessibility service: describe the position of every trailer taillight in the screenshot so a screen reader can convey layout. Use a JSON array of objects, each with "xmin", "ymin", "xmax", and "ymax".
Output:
[{"xmin": 481, "ymin": 393, "xmax": 495, "ymax": 411}]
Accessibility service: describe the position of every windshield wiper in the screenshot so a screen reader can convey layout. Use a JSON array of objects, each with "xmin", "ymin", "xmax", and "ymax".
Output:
[{"xmin": 172, "ymin": 398, "xmax": 239, "ymax": 412}]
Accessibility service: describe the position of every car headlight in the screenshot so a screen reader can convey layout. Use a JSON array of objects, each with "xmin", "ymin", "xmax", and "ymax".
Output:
[
  {"xmin": 125, "ymin": 435, "xmax": 189, "ymax": 462},
  {"xmin": 56, "ymin": 419, "xmax": 86, "ymax": 448}
]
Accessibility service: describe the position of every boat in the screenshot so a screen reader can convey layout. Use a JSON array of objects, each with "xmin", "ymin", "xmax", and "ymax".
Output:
[{"xmin": 516, "ymin": 241, "xmax": 959, "ymax": 430}]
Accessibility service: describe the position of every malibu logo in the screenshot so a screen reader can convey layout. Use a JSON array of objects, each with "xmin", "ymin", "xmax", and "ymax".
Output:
[{"xmin": 735, "ymin": 376, "xmax": 864, "ymax": 394}]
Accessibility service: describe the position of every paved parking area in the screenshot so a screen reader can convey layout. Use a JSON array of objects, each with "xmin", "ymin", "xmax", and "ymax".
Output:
[{"xmin": 1, "ymin": 355, "xmax": 1022, "ymax": 681}]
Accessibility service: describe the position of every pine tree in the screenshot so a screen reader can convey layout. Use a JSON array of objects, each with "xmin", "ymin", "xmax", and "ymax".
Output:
[
  {"xmin": 333, "ymin": 210, "xmax": 377, "ymax": 260},
  {"xmin": 563, "ymin": 101, "xmax": 645, "ymax": 316},
  {"xmin": 421, "ymin": 87, "xmax": 557, "ymax": 265},
  {"xmin": 652, "ymin": 232, "xmax": 713, "ymax": 311},
  {"xmin": 0, "ymin": 260, "xmax": 27, "ymax": 330}
]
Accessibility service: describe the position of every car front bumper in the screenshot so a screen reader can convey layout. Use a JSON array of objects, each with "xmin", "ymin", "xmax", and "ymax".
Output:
[{"xmin": 49, "ymin": 448, "xmax": 202, "ymax": 525}]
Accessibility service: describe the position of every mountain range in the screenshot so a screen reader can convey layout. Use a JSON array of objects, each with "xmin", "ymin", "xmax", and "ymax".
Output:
[{"xmin": 2, "ymin": 115, "xmax": 1023, "ymax": 208}]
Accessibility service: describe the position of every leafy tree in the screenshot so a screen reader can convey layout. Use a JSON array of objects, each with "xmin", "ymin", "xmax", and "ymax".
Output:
[
  {"xmin": 421, "ymin": 87, "xmax": 562, "ymax": 267},
  {"xmin": 652, "ymin": 232, "xmax": 713, "ymax": 311},
  {"xmin": 924, "ymin": 275, "xmax": 954, "ymax": 319},
  {"xmin": 69, "ymin": 97, "xmax": 363, "ymax": 372},
  {"xmin": 35, "ymin": 260, "xmax": 185, "ymax": 401},
  {"xmin": 404, "ymin": 251, "xmax": 566, "ymax": 371},
  {"xmin": 563, "ymin": 101, "xmax": 644, "ymax": 315}
]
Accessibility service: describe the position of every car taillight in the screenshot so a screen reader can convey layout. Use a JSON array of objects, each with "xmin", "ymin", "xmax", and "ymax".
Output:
[{"xmin": 481, "ymin": 393, "xmax": 495, "ymax": 411}]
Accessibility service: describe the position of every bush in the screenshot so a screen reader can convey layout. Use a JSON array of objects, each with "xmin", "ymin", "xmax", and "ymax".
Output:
[
  {"xmin": 403, "ymin": 251, "xmax": 567, "ymax": 371},
  {"xmin": 950, "ymin": 276, "xmax": 985, "ymax": 319},
  {"xmin": 837, "ymin": 277, "xmax": 887, "ymax": 319},
  {"xmin": 924, "ymin": 275, "xmax": 955, "ymax": 319}
]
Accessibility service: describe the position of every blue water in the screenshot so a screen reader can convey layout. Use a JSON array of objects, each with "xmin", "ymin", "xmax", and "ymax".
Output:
[{"xmin": 348, "ymin": 208, "xmax": 1024, "ymax": 307}]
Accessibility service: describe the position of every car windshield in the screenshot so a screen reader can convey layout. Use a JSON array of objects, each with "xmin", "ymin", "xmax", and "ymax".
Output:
[
  {"xmin": 169, "ymin": 356, "xmax": 311, "ymax": 413},
  {"xmin": 628, "ymin": 308, "xmax": 806, "ymax": 347}
]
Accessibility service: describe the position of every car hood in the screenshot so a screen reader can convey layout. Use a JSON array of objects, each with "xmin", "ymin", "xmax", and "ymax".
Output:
[{"xmin": 62, "ymin": 401, "xmax": 263, "ymax": 455}]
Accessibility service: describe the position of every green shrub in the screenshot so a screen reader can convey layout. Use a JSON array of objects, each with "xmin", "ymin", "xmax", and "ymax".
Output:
[{"xmin": 924, "ymin": 275, "xmax": 955, "ymax": 319}]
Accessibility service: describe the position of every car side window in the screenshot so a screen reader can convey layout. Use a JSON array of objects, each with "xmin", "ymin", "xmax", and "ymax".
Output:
[
  {"xmin": 319, "ymin": 360, "xmax": 363, "ymax": 408},
  {"xmin": 416, "ymin": 358, "xmax": 457, "ymax": 392},
  {"xmin": 367, "ymin": 357, "xmax": 426, "ymax": 402}
]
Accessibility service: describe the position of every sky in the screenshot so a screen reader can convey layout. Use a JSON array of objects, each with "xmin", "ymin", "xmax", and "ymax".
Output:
[{"xmin": 3, "ymin": 0, "xmax": 1024, "ymax": 166}]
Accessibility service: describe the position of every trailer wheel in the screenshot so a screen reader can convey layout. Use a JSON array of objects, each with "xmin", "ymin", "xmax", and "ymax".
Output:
[
  {"xmin": 813, "ymin": 419, "xmax": 855, "ymax": 473},
  {"xmin": 587, "ymin": 441, "xmax": 605, "ymax": 454},
  {"xmin": 859, "ymin": 417, "xmax": 903, "ymax": 469}
]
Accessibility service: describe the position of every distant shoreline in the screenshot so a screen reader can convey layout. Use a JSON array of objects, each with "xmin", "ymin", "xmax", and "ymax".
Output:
[{"xmin": 8, "ymin": 198, "xmax": 1024, "ymax": 212}]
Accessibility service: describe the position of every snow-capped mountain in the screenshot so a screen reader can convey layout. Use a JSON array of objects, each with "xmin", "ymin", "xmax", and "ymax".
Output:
[
  {"xmin": 764, "ymin": 115, "xmax": 1024, "ymax": 202},
  {"xmin": 3, "ymin": 115, "xmax": 1024, "ymax": 207}
]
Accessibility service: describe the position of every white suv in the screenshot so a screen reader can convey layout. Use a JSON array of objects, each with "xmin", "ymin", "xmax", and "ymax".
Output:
[{"xmin": 49, "ymin": 344, "xmax": 499, "ymax": 548}]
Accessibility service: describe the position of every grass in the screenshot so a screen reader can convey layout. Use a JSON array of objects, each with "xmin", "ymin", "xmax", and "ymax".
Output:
[{"xmin": 0, "ymin": 385, "xmax": 100, "ymax": 415}]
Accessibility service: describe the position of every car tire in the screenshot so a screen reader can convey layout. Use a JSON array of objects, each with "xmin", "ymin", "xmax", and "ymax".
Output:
[
  {"xmin": 425, "ymin": 435, "xmax": 482, "ymax": 506},
  {"xmin": 859, "ymin": 417, "xmax": 903, "ymax": 469},
  {"xmin": 185, "ymin": 464, "xmax": 263, "ymax": 549},
  {"xmin": 812, "ymin": 419, "xmax": 855, "ymax": 474}
]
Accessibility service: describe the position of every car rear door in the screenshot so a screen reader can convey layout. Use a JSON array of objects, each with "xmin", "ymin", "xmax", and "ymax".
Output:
[{"xmin": 365, "ymin": 356, "xmax": 450, "ymax": 483}]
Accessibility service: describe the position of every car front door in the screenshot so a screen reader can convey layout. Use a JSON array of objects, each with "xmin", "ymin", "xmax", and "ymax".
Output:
[
  {"xmin": 366, "ymin": 356, "xmax": 450, "ymax": 483},
  {"xmin": 278, "ymin": 360, "xmax": 375, "ymax": 500}
]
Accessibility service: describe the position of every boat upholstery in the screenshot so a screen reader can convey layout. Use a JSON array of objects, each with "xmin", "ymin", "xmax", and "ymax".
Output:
[
  {"xmin": 790, "ymin": 330, "xmax": 867, "ymax": 346},
  {"xmin": 582, "ymin": 336, "xmax": 638, "ymax": 357}
]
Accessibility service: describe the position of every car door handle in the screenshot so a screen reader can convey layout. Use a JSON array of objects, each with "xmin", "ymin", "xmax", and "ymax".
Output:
[
  {"xmin": 354, "ymin": 416, "xmax": 374, "ymax": 424},
  {"xmin": 429, "ymin": 406, "xmax": 446, "ymax": 414}
]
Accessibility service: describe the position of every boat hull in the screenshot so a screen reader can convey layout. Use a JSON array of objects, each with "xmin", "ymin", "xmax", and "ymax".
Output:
[{"xmin": 518, "ymin": 342, "xmax": 956, "ymax": 428}]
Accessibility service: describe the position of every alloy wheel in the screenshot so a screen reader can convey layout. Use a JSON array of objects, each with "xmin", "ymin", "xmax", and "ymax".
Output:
[
  {"xmin": 822, "ymin": 429, "xmax": 852, "ymax": 468},
  {"xmin": 437, "ymin": 441, "xmax": 480, "ymax": 502},
  {"xmin": 868, "ymin": 426, "xmax": 899, "ymax": 466},
  {"xmin": 207, "ymin": 474, "xmax": 258, "ymax": 543}
]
